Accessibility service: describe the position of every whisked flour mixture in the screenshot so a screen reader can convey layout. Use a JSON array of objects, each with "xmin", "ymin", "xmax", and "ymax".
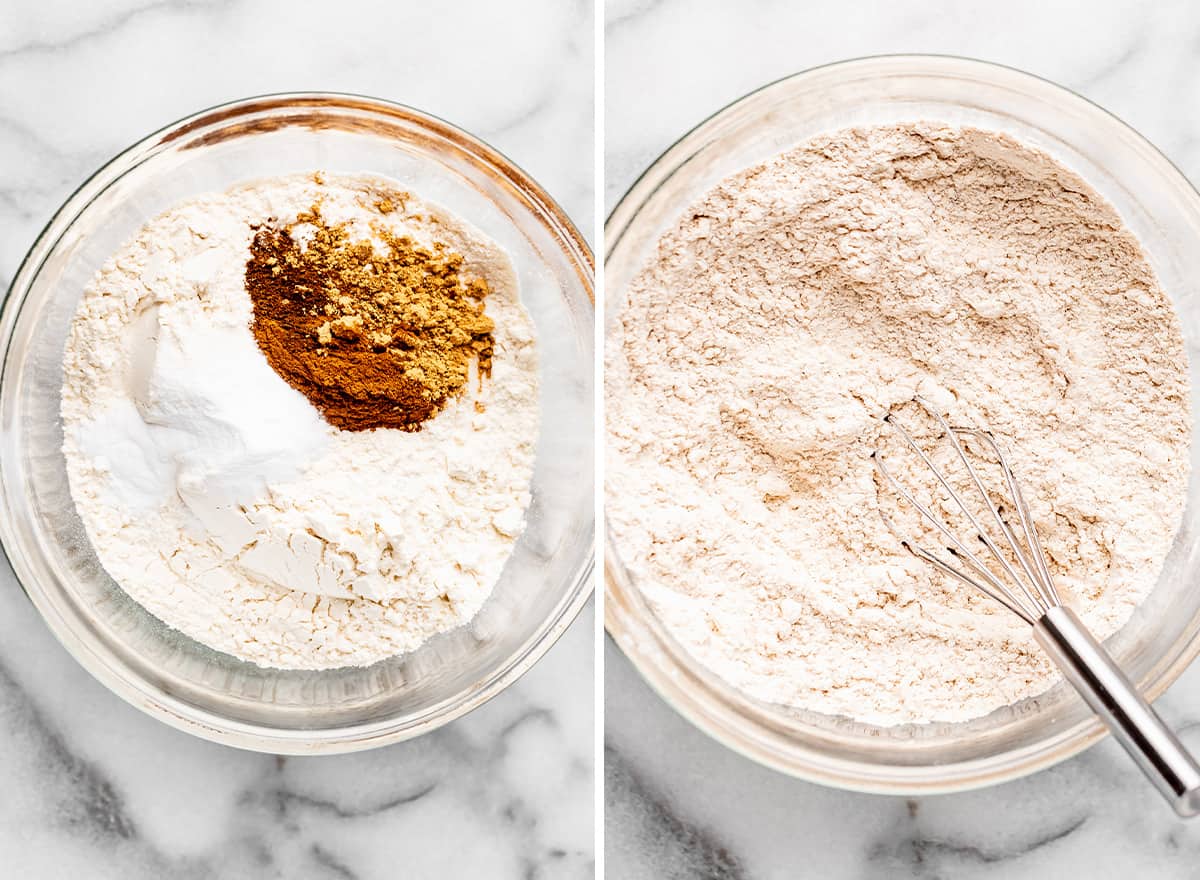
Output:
[
  {"xmin": 63, "ymin": 173, "xmax": 538, "ymax": 669},
  {"xmin": 606, "ymin": 124, "xmax": 1191, "ymax": 724}
]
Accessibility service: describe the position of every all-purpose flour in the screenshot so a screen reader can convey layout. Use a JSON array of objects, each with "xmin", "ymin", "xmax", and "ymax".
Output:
[
  {"xmin": 606, "ymin": 124, "xmax": 1191, "ymax": 725},
  {"xmin": 62, "ymin": 173, "xmax": 539, "ymax": 669}
]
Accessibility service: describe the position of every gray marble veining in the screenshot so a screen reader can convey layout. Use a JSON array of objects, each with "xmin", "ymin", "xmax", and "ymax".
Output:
[
  {"xmin": 0, "ymin": 1, "xmax": 594, "ymax": 878},
  {"xmin": 605, "ymin": 1, "xmax": 1200, "ymax": 877}
]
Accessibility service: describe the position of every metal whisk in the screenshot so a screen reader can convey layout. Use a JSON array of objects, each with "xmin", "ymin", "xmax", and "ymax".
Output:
[{"xmin": 873, "ymin": 397, "xmax": 1200, "ymax": 817}]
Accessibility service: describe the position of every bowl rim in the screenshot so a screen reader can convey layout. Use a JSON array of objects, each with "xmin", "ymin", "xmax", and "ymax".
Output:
[
  {"xmin": 0, "ymin": 91, "xmax": 595, "ymax": 753},
  {"xmin": 603, "ymin": 53, "xmax": 1200, "ymax": 793}
]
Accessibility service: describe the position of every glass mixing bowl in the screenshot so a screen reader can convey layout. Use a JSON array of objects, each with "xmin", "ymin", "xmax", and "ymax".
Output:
[
  {"xmin": 0, "ymin": 93, "xmax": 594, "ymax": 753},
  {"xmin": 605, "ymin": 55, "xmax": 1200, "ymax": 793}
]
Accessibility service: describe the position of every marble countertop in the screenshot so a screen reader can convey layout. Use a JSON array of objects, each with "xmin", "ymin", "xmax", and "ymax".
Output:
[
  {"xmin": 605, "ymin": 1, "xmax": 1200, "ymax": 877},
  {"xmin": 0, "ymin": 1, "xmax": 594, "ymax": 878}
]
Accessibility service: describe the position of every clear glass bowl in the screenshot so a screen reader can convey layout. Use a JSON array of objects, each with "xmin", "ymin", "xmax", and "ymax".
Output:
[
  {"xmin": 0, "ymin": 93, "xmax": 594, "ymax": 753},
  {"xmin": 605, "ymin": 55, "xmax": 1200, "ymax": 793}
]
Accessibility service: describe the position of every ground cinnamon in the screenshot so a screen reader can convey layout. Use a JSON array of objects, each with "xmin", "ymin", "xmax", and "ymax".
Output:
[{"xmin": 245, "ymin": 207, "xmax": 494, "ymax": 431}]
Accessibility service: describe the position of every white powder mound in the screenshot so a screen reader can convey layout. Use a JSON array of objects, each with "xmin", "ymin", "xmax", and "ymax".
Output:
[
  {"xmin": 606, "ymin": 124, "xmax": 1192, "ymax": 725},
  {"xmin": 62, "ymin": 172, "xmax": 539, "ymax": 669}
]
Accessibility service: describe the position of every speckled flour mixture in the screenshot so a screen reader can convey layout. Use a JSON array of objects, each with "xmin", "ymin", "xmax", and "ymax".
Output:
[
  {"xmin": 63, "ymin": 173, "xmax": 538, "ymax": 669},
  {"xmin": 606, "ymin": 124, "xmax": 1191, "ymax": 725}
]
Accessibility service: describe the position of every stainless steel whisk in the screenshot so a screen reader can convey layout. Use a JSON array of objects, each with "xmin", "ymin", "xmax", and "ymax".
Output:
[{"xmin": 873, "ymin": 397, "xmax": 1200, "ymax": 817}]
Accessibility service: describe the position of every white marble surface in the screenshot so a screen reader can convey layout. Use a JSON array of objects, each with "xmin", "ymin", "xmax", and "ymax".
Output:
[
  {"xmin": 605, "ymin": 1, "xmax": 1200, "ymax": 877},
  {"xmin": 0, "ymin": 2, "xmax": 593, "ymax": 878}
]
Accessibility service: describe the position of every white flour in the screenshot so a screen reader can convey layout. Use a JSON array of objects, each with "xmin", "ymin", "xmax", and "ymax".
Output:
[
  {"xmin": 606, "ymin": 124, "xmax": 1192, "ymax": 725},
  {"xmin": 62, "ymin": 173, "xmax": 539, "ymax": 669}
]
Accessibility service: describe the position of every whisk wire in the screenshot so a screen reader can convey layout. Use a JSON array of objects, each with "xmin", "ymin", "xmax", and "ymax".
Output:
[
  {"xmin": 873, "ymin": 400, "xmax": 1051, "ymax": 621},
  {"xmin": 957, "ymin": 427, "xmax": 1061, "ymax": 611},
  {"xmin": 928, "ymin": 410, "xmax": 1051, "ymax": 618},
  {"xmin": 872, "ymin": 447, "xmax": 1036, "ymax": 623}
]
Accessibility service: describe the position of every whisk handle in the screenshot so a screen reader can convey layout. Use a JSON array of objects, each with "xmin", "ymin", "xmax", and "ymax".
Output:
[{"xmin": 1034, "ymin": 605, "xmax": 1200, "ymax": 817}]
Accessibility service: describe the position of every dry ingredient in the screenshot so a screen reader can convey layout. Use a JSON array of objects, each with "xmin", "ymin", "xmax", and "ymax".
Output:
[
  {"xmin": 606, "ymin": 123, "xmax": 1191, "ymax": 725},
  {"xmin": 246, "ymin": 210, "xmax": 495, "ymax": 431},
  {"xmin": 62, "ymin": 173, "xmax": 539, "ymax": 669}
]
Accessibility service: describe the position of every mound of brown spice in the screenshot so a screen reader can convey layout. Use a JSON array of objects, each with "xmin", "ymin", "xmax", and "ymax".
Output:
[{"xmin": 245, "ymin": 205, "xmax": 495, "ymax": 432}]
